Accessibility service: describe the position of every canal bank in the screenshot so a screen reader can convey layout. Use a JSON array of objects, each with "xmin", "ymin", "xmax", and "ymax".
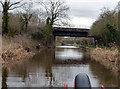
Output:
[
  {"xmin": 1, "ymin": 35, "xmax": 47, "ymax": 67},
  {"xmin": 90, "ymin": 47, "xmax": 120, "ymax": 75},
  {"xmin": 0, "ymin": 46, "xmax": 119, "ymax": 87},
  {"xmin": 2, "ymin": 43, "xmax": 35, "ymax": 67}
]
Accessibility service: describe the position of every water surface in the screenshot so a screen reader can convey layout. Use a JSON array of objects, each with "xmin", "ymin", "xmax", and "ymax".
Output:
[{"xmin": 0, "ymin": 46, "xmax": 119, "ymax": 88}]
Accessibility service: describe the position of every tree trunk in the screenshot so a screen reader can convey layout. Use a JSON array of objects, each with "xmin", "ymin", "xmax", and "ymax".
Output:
[
  {"xmin": 118, "ymin": 11, "xmax": 120, "ymax": 31},
  {"xmin": 1, "ymin": 67, "xmax": 8, "ymax": 89},
  {"xmin": 25, "ymin": 21, "xmax": 28, "ymax": 33},
  {"xmin": 2, "ymin": 2, "xmax": 9, "ymax": 35}
]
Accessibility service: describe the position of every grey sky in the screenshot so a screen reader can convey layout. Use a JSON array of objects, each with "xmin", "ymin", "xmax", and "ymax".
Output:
[
  {"xmin": 65, "ymin": 0, "xmax": 119, "ymax": 28},
  {"xmin": 0, "ymin": 0, "xmax": 119, "ymax": 28}
]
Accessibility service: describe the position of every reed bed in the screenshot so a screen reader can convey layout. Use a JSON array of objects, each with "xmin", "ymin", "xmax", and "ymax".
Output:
[
  {"xmin": 2, "ymin": 43, "xmax": 34, "ymax": 67},
  {"xmin": 1, "ymin": 35, "xmax": 40, "ymax": 67},
  {"xmin": 91, "ymin": 47, "xmax": 119, "ymax": 74}
]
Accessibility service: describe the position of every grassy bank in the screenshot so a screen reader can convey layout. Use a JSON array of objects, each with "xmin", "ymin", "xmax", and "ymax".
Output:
[
  {"xmin": 2, "ymin": 34, "xmax": 44, "ymax": 67},
  {"xmin": 90, "ymin": 47, "xmax": 119, "ymax": 75}
]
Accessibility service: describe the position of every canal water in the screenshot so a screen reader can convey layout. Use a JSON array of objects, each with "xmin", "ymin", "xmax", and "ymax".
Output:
[{"xmin": 0, "ymin": 46, "xmax": 119, "ymax": 88}]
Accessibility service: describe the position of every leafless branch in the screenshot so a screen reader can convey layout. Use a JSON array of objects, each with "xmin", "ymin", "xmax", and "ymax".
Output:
[
  {"xmin": 9, "ymin": 3, "xmax": 25, "ymax": 10},
  {"xmin": 9, "ymin": 0, "xmax": 23, "ymax": 8},
  {"xmin": 41, "ymin": 0, "xmax": 69, "ymax": 26},
  {"xmin": 8, "ymin": 0, "xmax": 11, "ymax": 5},
  {"xmin": 41, "ymin": 2, "xmax": 51, "ymax": 16},
  {"xmin": 0, "ymin": 1, "xmax": 4, "ymax": 7}
]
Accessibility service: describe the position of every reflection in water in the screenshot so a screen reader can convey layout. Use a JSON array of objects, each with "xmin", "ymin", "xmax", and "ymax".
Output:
[
  {"xmin": 56, "ymin": 48, "xmax": 83, "ymax": 60},
  {"xmin": 0, "ymin": 46, "xmax": 119, "ymax": 87},
  {"xmin": 89, "ymin": 61, "xmax": 118, "ymax": 87},
  {"xmin": 2, "ymin": 67, "xmax": 8, "ymax": 89},
  {"xmin": 56, "ymin": 46, "xmax": 78, "ymax": 49}
]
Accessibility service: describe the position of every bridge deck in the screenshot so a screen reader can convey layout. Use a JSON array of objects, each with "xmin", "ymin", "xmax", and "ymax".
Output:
[
  {"xmin": 53, "ymin": 27, "xmax": 90, "ymax": 37},
  {"xmin": 54, "ymin": 27, "xmax": 89, "ymax": 32}
]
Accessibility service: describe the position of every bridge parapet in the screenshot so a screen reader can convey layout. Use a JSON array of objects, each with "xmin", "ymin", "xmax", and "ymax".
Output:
[{"xmin": 54, "ymin": 27, "xmax": 90, "ymax": 32}]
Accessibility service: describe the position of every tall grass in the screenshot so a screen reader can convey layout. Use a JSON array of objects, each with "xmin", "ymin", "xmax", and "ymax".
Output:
[
  {"xmin": 2, "ymin": 34, "xmax": 41, "ymax": 51},
  {"xmin": 2, "ymin": 34, "xmax": 41, "ymax": 67},
  {"xmin": 91, "ymin": 47, "xmax": 119, "ymax": 74}
]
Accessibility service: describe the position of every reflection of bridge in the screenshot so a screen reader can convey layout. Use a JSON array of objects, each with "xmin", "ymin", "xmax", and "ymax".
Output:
[
  {"xmin": 53, "ymin": 54, "xmax": 90, "ymax": 65},
  {"xmin": 53, "ymin": 59, "xmax": 90, "ymax": 65}
]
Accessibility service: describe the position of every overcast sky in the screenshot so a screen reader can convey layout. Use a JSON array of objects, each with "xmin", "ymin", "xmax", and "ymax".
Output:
[
  {"xmin": 65, "ymin": 0, "xmax": 119, "ymax": 28},
  {"xmin": 0, "ymin": 0, "xmax": 119, "ymax": 28}
]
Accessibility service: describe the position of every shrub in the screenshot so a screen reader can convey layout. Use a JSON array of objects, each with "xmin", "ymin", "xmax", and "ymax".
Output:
[
  {"xmin": 89, "ymin": 8, "xmax": 120, "ymax": 47},
  {"xmin": 31, "ymin": 32, "xmax": 44, "ymax": 41}
]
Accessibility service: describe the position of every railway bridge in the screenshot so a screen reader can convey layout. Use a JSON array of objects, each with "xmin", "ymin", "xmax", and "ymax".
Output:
[
  {"xmin": 53, "ymin": 27, "xmax": 90, "ymax": 37},
  {"xmin": 53, "ymin": 27, "xmax": 95, "ymax": 46}
]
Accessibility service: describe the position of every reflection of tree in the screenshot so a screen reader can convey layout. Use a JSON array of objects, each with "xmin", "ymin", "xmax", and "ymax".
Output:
[
  {"xmin": 44, "ymin": 49, "xmax": 55, "ymax": 87},
  {"xmin": 2, "ymin": 67, "xmax": 8, "ymax": 89},
  {"xmin": 2, "ymin": 49, "xmax": 56, "ymax": 87},
  {"xmin": 32, "ymin": 49, "xmax": 56, "ymax": 86},
  {"xmin": 22, "ymin": 64, "xmax": 27, "ymax": 82},
  {"xmin": 118, "ymin": 66, "xmax": 120, "ymax": 88},
  {"xmin": 45, "ymin": 64, "xmax": 55, "ymax": 87},
  {"xmin": 89, "ymin": 61, "xmax": 118, "ymax": 87},
  {"xmin": 9, "ymin": 62, "xmax": 28, "ymax": 82},
  {"xmin": 118, "ymin": 74, "xmax": 120, "ymax": 89}
]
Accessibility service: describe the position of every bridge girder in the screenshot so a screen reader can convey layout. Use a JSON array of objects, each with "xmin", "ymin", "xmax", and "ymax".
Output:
[{"xmin": 53, "ymin": 27, "xmax": 90, "ymax": 37}]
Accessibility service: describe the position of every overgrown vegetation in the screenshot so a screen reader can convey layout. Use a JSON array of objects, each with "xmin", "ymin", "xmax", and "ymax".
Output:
[
  {"xmin": 31, "ymin": 27, "xmax": 53, "ymax": 46},
  {"xmin": 89, "ymin": 6, "xmax": 120, "ymax": 48},
  {"xmin": 91, "ymin": 47, "xmax": 119, "ymax": 73},
  {"xmin": 89, "ymin": 3, "xmax": 120, "ymax": 75},
  {"xmin": 0, "ymin": 0, "xmax": 69, "ymax": 47},
  {"xmin": 0, "ymin": 0, "xmax": 25, "ymax": 35}
]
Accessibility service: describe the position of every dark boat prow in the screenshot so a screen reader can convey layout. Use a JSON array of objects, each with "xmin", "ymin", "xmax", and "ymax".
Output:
[
  {"xmin": 75, "ymin": 73, "xmax": 91, "ymax": 89},
  {"xmin": 64, "ymin": 73, "xmax": 105, "ymax": 89}
]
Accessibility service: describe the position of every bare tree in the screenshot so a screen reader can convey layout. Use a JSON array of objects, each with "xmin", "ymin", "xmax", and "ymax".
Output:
[
  {"xmin": 38, "ymin": 0, "xmax": 69, "ymax": 46},
  {"xmin": 100, "ymin": 7, "xmax": 116, "ymax": 24},
  {"xmin": 20, "ymin": 2, "xmax": 34, "ymax": 33},
  {"xmin": 0, "ymin": 0, "xmax": 25, "ymax": 35},
  {"xmin": 41, "ymin": 0, "xmax": 69, "ymax": 27}
]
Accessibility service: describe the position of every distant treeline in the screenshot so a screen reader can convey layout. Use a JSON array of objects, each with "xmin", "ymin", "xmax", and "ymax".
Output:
[{"xmin": 89, "ymin": 3, "xmax": 120, "ymax": 47}]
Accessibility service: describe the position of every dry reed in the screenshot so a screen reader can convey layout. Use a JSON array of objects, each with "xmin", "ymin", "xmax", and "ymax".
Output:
[
  {"xmin": 1, "ymin": 34, "xmax": 41, "ymax": 67},
  {"xmin": 91, "ymin": 47, "xmax": 119, "ymax": 74}
]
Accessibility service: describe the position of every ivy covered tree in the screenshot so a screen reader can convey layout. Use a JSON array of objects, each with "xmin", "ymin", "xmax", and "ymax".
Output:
[
  {"xmin": 106, "ymin": 23, "xmax": 117, "ymax": 43},
  {"xmin": 89, "ymin": 7, "xmax": 120, "ymax": 47},
  {"xmin": 20, "ymin": 2, "xmax": 33, "ymax": 33},
  {"xmin": 0, "ymin": 0, "xmax": 24, "ymax": 35},
  {"xmin": 20, "ymin": 14, "xmax": 32, "ymax": 33}
]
